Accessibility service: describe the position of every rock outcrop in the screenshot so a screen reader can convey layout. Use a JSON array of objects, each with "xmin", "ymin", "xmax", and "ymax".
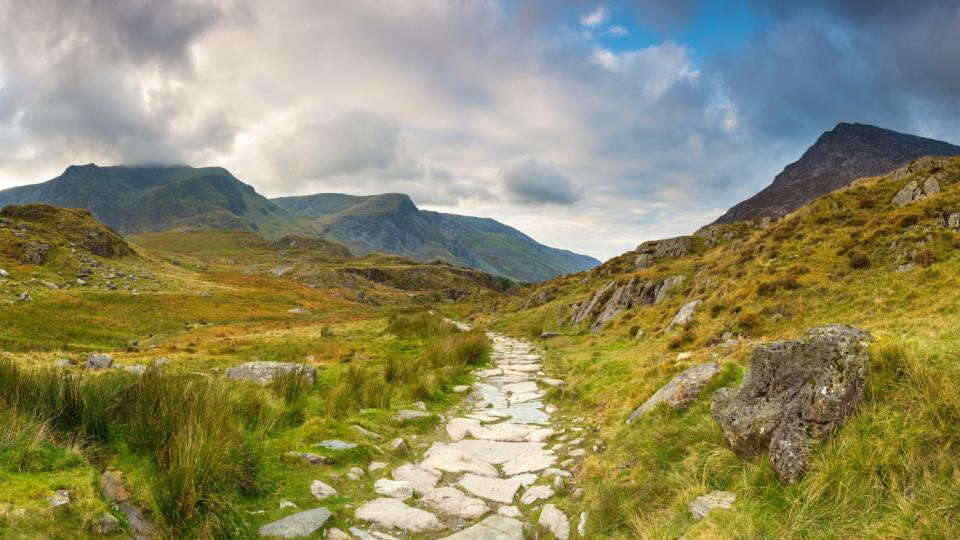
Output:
[
  {"xmin": 711, "ymin": 324, "xmax": 873, "ymax": 483},
  {"xmin": 890, "ymin": 157, "xmax": 959, "ymax": 205},
  {"xmin": 570, "ymin": 275, "xmax": 685, "ymax": 331},
  {"xmin": 626, "ymin": 363, "xmax": 720, "ymax": 424},
  {"xmin": 633, "ymin": 236, "xmax": 693, "ymax": 269}
]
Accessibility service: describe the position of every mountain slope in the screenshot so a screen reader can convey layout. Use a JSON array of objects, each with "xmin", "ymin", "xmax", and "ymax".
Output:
[
  {"xmin": 0, "ymin": 164, "xmax": 294, "ymax": 234},
  {"xmin": 714, "ymin": 122, "xmax": 960, "ymax": 223},
  {"xmin": 273, "ymin": 193, "xmax": 599, "ymax": 282}
]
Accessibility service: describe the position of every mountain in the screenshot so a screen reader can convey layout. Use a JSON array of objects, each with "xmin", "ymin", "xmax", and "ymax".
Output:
[
  {"xmin": 0, "ymin": 164, "xmax": 294, "ymax": 235},
  {"xmin": 272, "ymin": 193, "xmax": 599, "ymax": 282},
  {"xmin": 713, "ymin": 122, "xmax": 960, "ymax": 224}
]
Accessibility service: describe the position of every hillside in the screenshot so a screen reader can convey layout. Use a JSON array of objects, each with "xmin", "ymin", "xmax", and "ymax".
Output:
[
  {"xmin": 274, "ymin": 192, "xmax": 599, "ymax": 282},
  {"xmin": 470, "ymin": 156, "xmax": 960, "ymax": 538},
  {"xmin": 0, "ymin": 164, "xmax": 294, "ymax": 235},
  {"xmin": 714, "ymin": 122, "xmax": 960, "ymax": 223}
]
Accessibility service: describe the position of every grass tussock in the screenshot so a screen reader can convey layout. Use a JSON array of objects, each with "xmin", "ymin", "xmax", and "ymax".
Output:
[{"xmin": 385, "ymin": 311, "xmax": 457, "ymax": 338}]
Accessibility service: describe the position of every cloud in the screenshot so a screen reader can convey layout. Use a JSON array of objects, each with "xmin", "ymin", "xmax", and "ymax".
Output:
[
  {"xmin": 499, "ymin": 155, "xmax": 579, "ymax": 205},
  {"xmin": 579, "ymin": 6, "xmax": 609, "ymax": 28}
]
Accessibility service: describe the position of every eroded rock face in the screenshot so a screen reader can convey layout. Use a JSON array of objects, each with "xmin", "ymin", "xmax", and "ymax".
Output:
[
  {"xmin": 571, "ymin": 275, "xmax": 685, "ymax": 332},
  {"xmin": 626, "ymin": 363, "xmax": 720, "ymax": 424},
  {"xmin": 635, "ymin": 236, "xmax": 693, "ymax": 265},
  {"xmin": 891, "ymin": 157, "xmax": 959, "ymax": 205},
  {"xmin": 711, "ymin": 324, "xmax": 872, "ymax": 483}
]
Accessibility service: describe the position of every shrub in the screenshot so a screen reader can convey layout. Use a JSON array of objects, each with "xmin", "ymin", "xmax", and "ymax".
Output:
[{"xmin": 848, "ymin": 251, "xmax": 871, "ymax": 269}]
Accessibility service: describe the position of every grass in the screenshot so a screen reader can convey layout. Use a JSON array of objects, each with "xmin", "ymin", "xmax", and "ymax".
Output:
[{"xmin": 473, "ymin": 157, "xmax": 960, "ymax": 538}]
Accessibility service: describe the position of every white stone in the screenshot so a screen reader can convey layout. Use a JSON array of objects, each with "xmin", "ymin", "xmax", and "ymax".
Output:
[
  {"xmin": 279, "ymin": 499, "xmax": 297, "ymax": 510},
  {"xmin": 458, "ymin": 473, "xmax": 522, "ymax": 504},
  {"xmin": 310, "ymin": 480, "xmax": 338, "ymax": 500},
  {"xmin": 497, "ymin": 505, "xmax": 522, "ymax": 518},
  {"xmin": 391, "ymin": 464, "xmax": 440, "ymax": 494},
  {"xmin": 676, "ymin": 352, "xmax": 692, "ymax": 360},
  {"xmin": 374, "ymin": 478, "xmax": 414, "ymax": 500},
  {"xmin": 520, "ymin": 485, "xmax": 554, "ymax": 505},
  {"xmin": 420, "ymin": 486, "xmax": 490, "ymax": 520},
  {"xmin": 538, "ymin": 504, "xmax": 570, "ymax": 540},
  {"xmin": 578, "ymin": 512, "xmax": 587, "ymax": 536},
  {"xmin": 453, "ymin": 385, "xmax": 471, "ymax": 393},
  {"xmin": 355, "ymin": 498, "xmax": 445, "ymax": 533},
  {"xmin": 510, "ymin": 473, "xmax": 538, "ymax": 486},
  {"xmin": 447, "ymin": 418, "xmax": 482, "ymax": 441},
  {"xmin": 435, "ymin": 440, "xmax": 548, "ymax": 464},
  {"xmin": 49, "ymin": 490, "xmax": 70, "ymax": 508},
  {"xmin": 421, "ymin": 448, "xmax": 499, "ymax": 477},
  {"xmin": 437, "ymin": 514, "xmax": 524, "ymax": 540},
  {"xmin": 325, "ymin": 528, "xmax": 352, "ymax": 540},
  {"xmin": 369, "ymin": 461, "xmax": 388, "ymax": 472},
  {"xmin": 501, "ymin": 451, "xmax": 556, "ymax": 475}
]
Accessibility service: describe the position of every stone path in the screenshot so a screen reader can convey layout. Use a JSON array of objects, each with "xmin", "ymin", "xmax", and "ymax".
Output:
[{"xmin": 351, "ymin": 330, "xmax": 581, "ymax": 539}]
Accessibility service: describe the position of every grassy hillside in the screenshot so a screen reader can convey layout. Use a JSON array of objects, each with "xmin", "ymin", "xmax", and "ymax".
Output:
[{"xmin": 466, "ymin": 156, "xmax": 960, "ymax": 538}]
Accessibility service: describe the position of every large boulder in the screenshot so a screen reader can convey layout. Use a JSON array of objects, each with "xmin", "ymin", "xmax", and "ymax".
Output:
[
  {"xmin": 711, "ymin": 324, "xmax": 873, "ymax": 482},
  {"xmin": 571, "ymin": 275, "xmax": 685, "ymax": 331},
  {"xmin": 634, "ymin": 236, "xmax": 693, "ymax": 269},
  {"xmin": 225, "ymin": 361, "xmax": 316, "ymax": 385}
]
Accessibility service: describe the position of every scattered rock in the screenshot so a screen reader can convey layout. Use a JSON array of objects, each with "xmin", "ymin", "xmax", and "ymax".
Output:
[
  {"xmin": 279, "ymin": 499, "xmax": 298, "ymax": 510},
  {"xmin": 226, "ymin": 361, "xmax": 316, "ymax": 385},
  {"xmin": 453, "ymin": 385, "xmax": 471, "ymax": 393},
  {"xmin": 316, "ymin": 440, "xmax": 358, "ymax": 451},
  {"xmin": 389, "ymin": 438, "xmax": 408, "ymax": 452},
  {"xmin": 352, "ymin": 425, "xmax": 385, "ymax": 440},
  {"xmin": 395, "ymin": 409, "xmax": 432, "ymax": 420},
  {"xmin": 348, "ymin": 466, "xmax": 366, "ymax": 479},
  {"xmin": 374, "ymin": 479, "xmax": 414, "ymax": 500},
  {"xmin": 91, "ymin": 512, "xmax": 121, "ymax": 535},
  {"xmin": 355, "ymin": 497, "xmax": 445, "ymax": 533},
  {"xmin": 538, "ymin": 504, "xmax": 570, "ymax": 540},
  {"xmin": 420, "ymin": 486, "xmax": 490, "ymax": 520},
  {"xmin": 539, "ymin": 332, "xmax": 559, "ymax": 339},
  {"xmin": 85, "ymin": 353, "xmax": 113, "ymax": 370},
  {"xmin": 369, "ymin": 461, "xmax": 388, "ymax": 472},
  {"xmin": 257, "ymin": 508, "xmax": 333, "ymax": 538},
  {"xmin": 520, "ymin": 485, "xmax": 554, "ymax": 505},
  {"xmin": 497, "ymin": 505, "xmax": 522, "ymax": 518},
  {"xmin": 578, "ymin": 512, "xmax": 587, "ymax": 536},
  {"xmin": 0, "ymin": 268, "xmax": 7, "ymax": 277},
  {"xmin": 123, "ymin": 364, "xmax": 147, "ymax": 376},
  {"xmin": 667, "ymin": 300, "xmax": 702, "ymax": 330},
  {"xmin": 16, "ymin": 291, "xmax": 31, "ymax": 302},
  {"xmin": 48, "ymin": 490, "xmax": 70, "ymax": 508},
  {"xmin": 711, "ymin": 324, "xmax": 872, "ymax": 482},
  {"xmin": 287, "ymin": 307, "xmax": 311, "ymax": 315},
  {"xmin": 626, "ymin": 363, "xmax": 721, "ymax": 424},
  {"xmin": 943, "ymin": 212, "xmax": 960, "ymax": 229},
  {"xmin": 501, "ymin": 451, "xmax": 556, "ymax": 475},
  {"xmin": 325, "ymin": 528, "xmax": 352, "ymax": 540},
  {"xmin": 676, "ymin": 352, "xmax": 692, "ymax": 360},
  {"xmin": 310, "ymin": 479, "xmax": 338, "ymax": 500},
  {"xmin": 689, "ymin": 491, "xmax": 735, "ymax": 520}
]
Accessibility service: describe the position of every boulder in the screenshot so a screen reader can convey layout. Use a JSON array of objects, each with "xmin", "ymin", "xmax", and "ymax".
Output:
[
  {"xmin": 355, "ymin": 497, "xmax": 445, "ymax": 533},
  {"xmin": 85, "ymin": 354, "xmax": 113, "ymax": 370},
  {"xmin": 667, "ymin": 300, "xmax": 701, "ymax": 330},
  {"xmin": 626, "ymin": 363, "xmax": 720, "ymax": 424},
  {"xmin": 48, "ymin": 490, "xmax": 70, "ymax": 508},
  {"xmin": 257, "ymin": 508, "xmax": 332, "ymax": 538},
  {"xmin": 538, "ymin": 504, "xmax": 570, "ymax": 540},
  {"xmin": 91, "ymin": 512, "xmax": 121, "ymax": 535},
  {"xmin": 711, "ymin": 324, "xmax": 872, "ymax": 482},
  {"xmin": 689, "ymin": 491, "xmax": 735, "ymax": 520},
  {"xmin": 226, "ymin": 362, "xmax": 316, "ymax": 385},
  {"xmin": 310, "ymin": 479, "xmax": 338, "ymax": 500},
  {"xmin": 636, "ymin": 235, "xmax": 692, "ymax": 260},
  {"xmin": 316, "ymin": 439, "xmax": 357, "ymax": 451}
]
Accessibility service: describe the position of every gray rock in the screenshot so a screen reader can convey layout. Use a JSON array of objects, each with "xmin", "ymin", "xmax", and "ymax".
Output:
[
  {"xmin": 711, "ymin": 324, "xmax": 872, "ymax": 482},
  {"xmin": 226, "ymin": 361, "xmax": 316, "ymax": 385},
  {"xmin": 438, "ymin": 514, "xmax": 524, "ymax": 539},
  {"xmin": 667, "ymin": 300, "xmax": 701, "ymax": 330},
  {"xmin": 627, "ymin": 363, "xmax": 720, "ymax": 424},
  {"xmin": 257, "ymin": 508, "xmax": 332, "ymax": 538},
  {"xmin": 316, "ymin": 439, "xmax": 357, "ymax": 451},
  {"xmin": 573, "ymin": 275, "xmax": 686, "ymax": 332},
  {"xmin": 91, "ymin": 512, "xmax": 121, "ymax": 535},
  {"xmin": 636, "ymin": 235, "xmax": 692, "ymax": 260},
  {"xmin": 389, "ymin": 437, "xmax": 408, "ymax": 452},
  {"xmin": 310, "ymin": 479, "xmax": 338, "ymax": 500},
  {"xmin": 0, "ymin": 268, "xmax": 8, "ymax": 277},
  {"xmin": 395, "ymin": 409, "xmax": 432, "ymax": 420},
  {"xmin": 420, "ymin": 486, "xmax": 490, "ymax": 520},
  {"xmin": 279, "ymin": 499, "xmax": 298, "ymax": 510},
  {"xmin": 538, "ymin": 504, "xmax": 570, "ymax": 540},
  {"xmin": 392, "ymin": 463, "xmax": 440, "ymax": 494},
  {"xmin": 355, "ymin": 497, "xmax": 445, "ymax": 533},
  {"xmin": 944, "ymin": 212, "xmax": 960, "ymax": 229},
  {"xmin": 285, "ymin": 451, "xmax": 333, "ymax": 465},
  {"xmin": 539, "ymin": 331, "xmax": 559, "ymax": 339},
  {"xmin": 374, "ymin": 478, "xmax": 414, "ymax": 500},
  {"xmin": 49, "ymin": 489, "xmax": 70, "ymax": 508},
  {"xmin": 352, "ymin": 425, "xmax": 385, "ymax": 440},
  {"xmin": 325, "ymin": 528, "xmax": 352, "ymax": 540},
  {"xmin": 689, "ymin": 491, "xmax": 735, "ymax": 520},
  {"xmin": 123, "ymin": 364, "xmax": 147, "ymax": 376},
  {"xmin": 85, "ymin": 353, "xmax": 113, "ymax": 370}
]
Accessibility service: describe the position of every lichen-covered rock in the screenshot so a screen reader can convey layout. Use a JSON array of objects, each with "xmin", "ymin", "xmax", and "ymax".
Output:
[
  {"xmin": 689, "ymin": 491, "xmax": 735, "ymax": 520},
  {"xmin": 667, "ymin": 300, "xmax": 701, "ymax": 330},
  {"xmin": 225, "ymin": 361, "xmax": 316, "ymax": 385},
  {"xmin": 572, "ymin": 275, "xmax": 685, "ymax": 331},
  {"xmin": 85, "ymin": 353, "xmax": 113, "ymax": 370},
  {"xmin": 626, "ymin": 363, "xmax": 720, "ymax": 424},
  {"xmin": 711, "ymin": 324, "xmax": 873, "ymax": 482}
]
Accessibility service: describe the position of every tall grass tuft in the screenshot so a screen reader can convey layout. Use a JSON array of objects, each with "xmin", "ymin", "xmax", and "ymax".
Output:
[{"xmin": 385, "ymin": 311, "xmax": 456, "ymax": 338}]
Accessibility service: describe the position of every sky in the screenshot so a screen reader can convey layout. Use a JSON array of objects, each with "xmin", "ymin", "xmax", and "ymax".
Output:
[{"xmin": 1, "ymin": 0, "xmax": 959, "ymax": 261}]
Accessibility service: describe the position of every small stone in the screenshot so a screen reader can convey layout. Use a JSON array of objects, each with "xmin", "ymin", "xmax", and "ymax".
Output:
[
  {"xmin": 538, "ymin": 504, "xmax": 570, "ymax": 540},
  {"xmin": 689, "ymin": 491, "xmax": 735, "ymax": 520},
  {"xmin": 286, "ymin": 452, "xmax": 333, "ymax": 465},
  {"xmin": 420, "ymin": 486, "xmax": 490, "ymax": 520},
  {"xmin": 453, "ymin": 385, "xmax": 471, "ymax": 393},
  {"xmin": 374, "ymin": 478, "xmax": 414, "ymax": 500},
  {"xmin": 395, "ymin": 409, "xmax": 432, "ymax": 420},
  {"xmin": 676, "ymin": 352, "xmax": 692, "ymax": 360},
  {"xmin": 287, "ymin": 307, "xmax": 311, "ymax": 315},
  {"xmin": 369, "ymin": 461, "xmax": 388, "ymax": 472},
  {"xmin": 352, "ymin": 425, "xmax": 385, "ymax": 440},
  {"xmin": 310, "ymin": 480, "xmax": 338, "ymax": 500},
  {"xmin": 279, "ymin": 499, "xmax": 298, "ymax": 510},
  {"xmin": 316, "ymin": 439, "xmax": 358, "ymax": 451},
  {"xmin": 389, "ymin": 438, "xmax": 408, "ymax": 452},
  {"xmin": 667, "ymin": 300, "xmax": 702, "ymax": 330},
  {"xmin": 542, "ymin": 468, "xmax": 570, "ymax": 478},
  {"xmin": 49, "ymin": 490, "xmax": 70, "ymax": 508},
  {"xmin": 458, "ymin": 473, "xmax": 522, "ymax": 504},
  {"xmin": 349, "ymin": 466, "xmax": 365, "ymax": 478},
  {"xmin": 53, "ymin": 358, "xmax": 71, "ymax": 367},
  {"xmin": 91, "ymin": 512, "xmax": 121, "ymax": 535},
  {"xmin": 578, "ymin": 512, "xmax": 587, "ymax": 536},
  {"xmin": 520, "ymin": 485, "xmax": 554, "ymax": 505},
  {"xmin": 85, "ymin": 353, "xmax": 113, "ymax": 370}
]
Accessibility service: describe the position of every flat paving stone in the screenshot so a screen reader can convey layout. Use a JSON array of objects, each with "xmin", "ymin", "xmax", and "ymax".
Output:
[{"xmin": 458, "ymin": 474, "xmax": 522, "ymax": 504}]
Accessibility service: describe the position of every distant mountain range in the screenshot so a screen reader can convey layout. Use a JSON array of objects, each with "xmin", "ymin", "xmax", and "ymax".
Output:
[
  {"xmin": 714, "ymin": 122, "xmax": 960, "ymax": 224},
  {"xmin": 0, "ymin": 164, "xmax": 598, "ymax": 281}
]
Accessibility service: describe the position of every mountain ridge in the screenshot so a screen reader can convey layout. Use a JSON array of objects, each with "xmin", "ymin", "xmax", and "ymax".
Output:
[{"xmin": 713, "ymin": 122, "xmax": 960, "ymax": 224}]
